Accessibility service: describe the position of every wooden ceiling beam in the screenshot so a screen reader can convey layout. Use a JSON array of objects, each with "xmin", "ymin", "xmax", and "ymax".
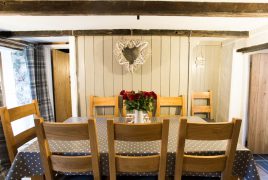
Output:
[
  {"xmin": 0, "ymin": 38, "xmax": 30, "ymax": 50},
  {"xmin": 0, "ymin": 29, "xmax": 249, "ymax": 38},
  {"xmin": 0, "ymin": 1, "xmax": 268, "ymax": 17},
  {"xmin": 237, "ymin": 43, "xmax": 268, "ymax": 53}
]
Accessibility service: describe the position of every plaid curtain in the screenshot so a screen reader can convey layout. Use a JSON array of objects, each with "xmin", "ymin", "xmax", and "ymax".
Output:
[
  {"xmin": 25, "ymin": 47, "xmax": 37, "ymax": 99},
  {"xmin": 25, "ymin": 46, "xmax": 54, "ymax": 121}
]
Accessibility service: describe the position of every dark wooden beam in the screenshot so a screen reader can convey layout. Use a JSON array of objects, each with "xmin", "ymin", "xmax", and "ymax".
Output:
[
  {"xmin": 0, "ymin": 29, "xmax": 249, "ymax": 38},
  {"xmin": 37, "ymin": 42, "xmax": 69, "ymax": 46},
  {"xmin": 237, "ymin": 43, "xmax": 268, "ymax": 53},
  {"xmin": 0, "ymin": 1, "xmax": 268, "ymax": 17},
  {"xmin": 0, "ymin": 30, "xmax": 73, "ymax": 37},
  {"xmin": 0, "ymin": 38, "xmax": 29, "ymax": 50}
]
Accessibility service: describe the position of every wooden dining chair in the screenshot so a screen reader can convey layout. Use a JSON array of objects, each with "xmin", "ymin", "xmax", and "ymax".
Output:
[
  {"xmin": 156, "ymin": 95, "xmax": 186, "ymax": 117},
  {"xmin": 34, "ymin": 117, "xmax": 100, "ymax": 180},
  {"xmin": 107, "ymin": 119, "xmax": 170, "ymax": 180},
  {"xmin": 1, "ymin": 100, "xmax": 40, "ymax": 162},
  {"xmin": 191, "ymin": 91, "xmax": 213, "ymax": 120},
  {"xmin": 174, "ymin": 118, "xmax": 242, "ymax": 180},
  {"xmin": 89, "ymin": 96, "xmax": 119, "ymax": 117}
]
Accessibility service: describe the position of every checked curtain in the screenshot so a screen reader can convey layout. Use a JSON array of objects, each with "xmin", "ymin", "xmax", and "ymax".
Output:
[{"xmin": 25, "ymin": 45, "xmax": 54, "ymax": 121}]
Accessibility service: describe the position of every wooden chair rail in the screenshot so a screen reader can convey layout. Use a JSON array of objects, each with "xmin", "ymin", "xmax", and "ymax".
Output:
[
  {"xmin": 191, "ymin": 91, "xmax": 213, "ymax": 118},
  {"xmin": 14, "ymin": 127, "xmax": 36, "ymax": 148},
  {"xmin": 43, "ymin": 123, "xmax": 89, "ymax": 141},
  {"xmin": 8, "ymin": 103, "xmax": 38, "ymax": 122},
  {"xmin": 183, "ymin": 155, "xmax": 227, "ymax": 172},
  {"xmin": 1, "ymin": 100, "xmax": 40, "ymax": 162},
  {"xmin": 114, "ymin": 122, "xmax": 163, "ymax": 141},
  {"xmin": 35, "ymin": 118, "xmax": 101, "ymax": 180},
  {"xmin": 51, "ymin": 155, "xmax": 93, "ymax": 173},
  {"xmin": 93, "ymin": 97, "xmax": 118, "ymax": 106},
  {"xmin": 192, "ymin": 106, "xmax": 211, "ymax": 113},
  {"xmin": 156, "ymin": 95, "xmax": 186, "ymax": 117},
  {"xmin": 186, "ymin": 122, "xmax": 233, "ymax": 140},
  {"xmin": 89, "ymin": 96, "xmax": 119, "ymax": 117},
  {"xmin": 107, "ymin": 119, "xmax": 169, "ymax": 180},
  {"xmin": 158, "ymin": 97, "xmax": 183, "ymax": 106},
  {"xmin": 191, "ymin": 92, "xmax": 211, "ymax": 99},
  {"xmin": 175, "ymin": 118, "xmax": 242, "ymax": 180},
  {"xmin": 116, "ymin": 155, "xmax": 160, "ymax": 173}
]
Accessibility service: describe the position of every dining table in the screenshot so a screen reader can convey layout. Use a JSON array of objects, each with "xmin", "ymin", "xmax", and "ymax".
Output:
[{"xmin": 6, "ymin": 116, "xmax": 260, "ymax": 180}]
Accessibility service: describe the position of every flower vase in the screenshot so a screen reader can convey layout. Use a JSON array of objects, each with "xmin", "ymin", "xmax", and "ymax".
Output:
[{"xmin": 134, "ymin": 110, "xmax": 144, "ymax": 123}]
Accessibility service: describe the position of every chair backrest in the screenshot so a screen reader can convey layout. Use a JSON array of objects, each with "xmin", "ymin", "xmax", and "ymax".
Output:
[
  {"xmin": 89, "ymin": 96, "xmax": 119, "ymax": 117},
  {"xmin": 174, "ymin": 118, "xmax": 241, "ymax": 180},
  {"xmin": 34, "ymin": 117, "xmax": 100, "ymax": 180},
  {"xmin": 156, "ymin": 95, "xmax": 186, "ymax": 117},
  {"xmin": 191, "ymin": 91, "xmax": 213, "ymax": 118},
  {"xmin": 1, "ymin": 100, "xmax": 40, "ymax": 162},
  {"xmin": 107, "ymin": 119, "xmax": 169, "ymax": 180},
  {"xmin": 0, "ymin": 108, "xmax": 11, "ymax": 169}
]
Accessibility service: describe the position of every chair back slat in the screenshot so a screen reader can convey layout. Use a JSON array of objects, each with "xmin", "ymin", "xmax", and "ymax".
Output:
[
  {"xmin": 1, "ymin": 100, "xmax": 40, "ymax": 162},
  {"xmin": 35, "ymin": 118, "xmax": 101, "ymax": 180},
  {"xmin": 93, "ymin": 97, "xmax": 117, "ymax": 106},
  {"xmin": 14, "ymin": 127, "xmax": 36, "ymax": 147},
  {"xmin": 116, "ymin": 155, "xmax": 160, "ymax": 173},
  {"xmin": 175, "ymin": 118, "xmax": 242, "ymax": 180},
  {"xmin": 192, "ymin": 92, "xmax": 210, "ymax": 99},
  {"xmin": 186, "ymin": 122, "xmax": 233, "ymax": 140},
  {"xmin": 51, "ymin": 155, "xmax": 92, "ymax": 173},
  {"xmin": 89, "ymin": 96, "xmax": 119, "ymax": 117},
  {"xmin": 192, "ymin": 106, "xmax": 211, "ymax": 113},
  {"xmin": 114, "ymin": 123, "xmax": 162, "ymax": 141},
  {"xmin": 9, "ymin": 103, "xmax": 37, "ymax": 122},
  {"xmin": 159, "ymin": 97, "xmax": 183, "ymax": 106},
  {"xmin": 156, "ymin": 95, "xmax": 186, "ymax": 117},
  {"xmin": 43, "ymin": 123, "xmax": 89, "ymax": 141},
  {"xmin": 183, "ymin": 155, "xmax": 227, "ymax": 172},
  {"xmin": 107, "ymin": 119, "xmax": 169, "ymax": 180}
]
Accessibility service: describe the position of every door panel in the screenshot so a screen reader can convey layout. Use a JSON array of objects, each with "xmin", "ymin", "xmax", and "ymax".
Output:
[
  {"xmin": 52, "ymin": 49, "xmax": 72, "ymax": 122},
  {"xmin": 248, "ymin": 53, "xmax": 268, "ymax": 154}
]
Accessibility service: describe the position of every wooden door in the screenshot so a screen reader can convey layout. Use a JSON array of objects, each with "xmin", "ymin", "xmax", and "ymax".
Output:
[
  {"xmin": 248, "ymin": 53, "xmax": 268, "ymax": 154},
  {"xmin": 52, "ymin": 49, "xmax": 72, "ymax": 122}
]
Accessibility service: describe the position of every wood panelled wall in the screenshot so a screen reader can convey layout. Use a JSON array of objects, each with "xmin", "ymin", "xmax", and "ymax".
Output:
[
  {"xmin": 191, "ymin": 42, "xmax": 221, "ymax": 120},
  {"xmin": 76, "ymin": 36, "xmax": 222, "ymax": 118}
]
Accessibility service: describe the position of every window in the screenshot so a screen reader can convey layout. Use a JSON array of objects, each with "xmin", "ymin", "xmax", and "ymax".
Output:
[{"xmin": 0, "ymin": 47, "xmax": 33, "ymax": 135}]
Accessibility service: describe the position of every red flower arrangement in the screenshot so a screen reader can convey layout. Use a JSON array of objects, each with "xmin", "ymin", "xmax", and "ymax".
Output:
[{"xmin": 120, "ymin": 90, "xmax": 157, "ymax": 112}]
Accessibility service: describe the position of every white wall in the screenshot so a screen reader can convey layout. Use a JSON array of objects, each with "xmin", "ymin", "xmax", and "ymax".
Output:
[
  {"xmin": 76, "ymin": 36, "xmax": 223, "ymax": 117},
  {"xmin": 221, "ymin": 24, "xmax": 268, "ymax": 145}
]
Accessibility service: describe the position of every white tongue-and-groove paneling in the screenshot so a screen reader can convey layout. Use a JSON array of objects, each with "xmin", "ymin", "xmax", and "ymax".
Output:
[{"xmin": 76, "ymin": 36, "xmax": 221, "ymax": 118}]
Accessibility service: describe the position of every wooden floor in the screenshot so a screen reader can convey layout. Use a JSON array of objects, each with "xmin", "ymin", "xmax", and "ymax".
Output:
[{"xmin": 254, "ymin": 154, "xmax": 268, "ymax": 180}]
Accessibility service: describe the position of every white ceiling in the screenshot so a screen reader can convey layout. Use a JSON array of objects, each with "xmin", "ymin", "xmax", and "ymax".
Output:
[{"xmin": 0, "ymin": 16, "xmax": 268, "ymax": 32}]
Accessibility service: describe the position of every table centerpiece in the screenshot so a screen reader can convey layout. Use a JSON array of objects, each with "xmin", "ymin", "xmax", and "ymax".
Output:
[{"xmin": 120, "ymin": 90, "xmax": 157, "ymax": 123}]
